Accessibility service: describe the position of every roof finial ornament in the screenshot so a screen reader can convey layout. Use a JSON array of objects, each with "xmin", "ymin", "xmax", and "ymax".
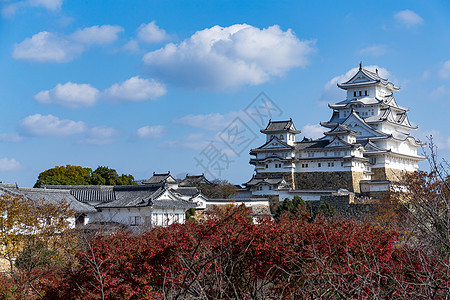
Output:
[
  {"xmin": 359, "ymin": 61, "xmax": 362, "ymax": 70},
  {"xmin": 376, "ymin": 68, "xmax": 378, "ymax": 74}
]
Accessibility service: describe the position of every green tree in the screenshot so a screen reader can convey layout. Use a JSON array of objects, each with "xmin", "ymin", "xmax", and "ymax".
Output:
[
  {"xmin": 34, "ymin": 165, "xmax": 92, "ymax": 187},
  {"xmin": 276, "ymin": 196, "xmax": 307, "ymax": 216},
  {"xmin": 199, "ymin": 179, "xmax": 237, "ymax": 199},
  {"xmin": 185, "ymin": 208, "xmax": 196, "ymax": 222},
  {"xmin": 91, "ymin": 166, "xmax": 135, "ymax": 185},
  {"xmin": 34, "ymin": 165, "xmax": 136, "ymax": 187}
]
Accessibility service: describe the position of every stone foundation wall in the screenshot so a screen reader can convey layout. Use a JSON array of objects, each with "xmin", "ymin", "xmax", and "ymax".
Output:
[
  {"xmin": 318, "ymin": 195, "xmax": 401, "ymax": 220},
  {"xmin": 255, "ymin": 171, "xmax": 363, "ymax": 192},
  {"xmin": 372, "ymin": 168, "xmax": 412, "ymax": 181}
]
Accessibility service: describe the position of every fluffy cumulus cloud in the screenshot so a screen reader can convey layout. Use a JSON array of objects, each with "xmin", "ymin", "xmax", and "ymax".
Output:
[
  {"xmin": 35, "ymin": 76, "xmax": 165, "ymax": 108},
  {"xmin": 77, "ymin": 126, "xmax": 118, "ymax": 145},
  {"xmin": 103, "ymin": 76, "xmax": 166, "ymax": 102},
  {"xmin": 13, "ymin": 25, "xmax": 123, "ymax": 63},
  {"xmin": 2, "ymin": 0, "xmax": 62, "ymax": 18},
  {"xmin": 137, "ymin": 21, "xmax": 169, "ymax": 43},
  {"xmin": 438, "ymin": 60, "xmax": 450, "ymax": 79},
  {"xmin": 394, "ymin": 9, "xmax": 424, "ymax": 27},
  {"xmin": 13, "ymin": 31, "xmax": 83, "ymax": 63},
  {"xmin": 0, "ymin": 158, "xmax": 22, "ymax": 171},
  {"xmin": 301, "ymin": 124, "xmax": 323, "ymax": 139},
  {"xmin": 35, "ymin": 82, "xmax": 100, "ymax": 108},
  {"xmin": 19, "ymin": 114, "xmax": 86, "ymax": 137},
  {"xmin": 319, "ymin": 65, "xmax": 390, "ymax": 105},
  {"xmin": 70, "ymin": 25, "xmax": 124, "ymax": 45},
  {"xmin": 135, "ymin": 125, "xmax": 166, "ymax": 139},
  {"xmin": 143, "ymin": 24, "xmax": 315, "ymax": 90}
]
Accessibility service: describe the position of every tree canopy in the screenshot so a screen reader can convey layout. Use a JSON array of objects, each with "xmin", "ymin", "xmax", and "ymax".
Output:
[
  {"xmin": 34, "ymin": 165, "xmax": 136, "ymax": 187},
  {"xmin": 198, "ymin": 179, "xmax": 237, "ymax": 199}
]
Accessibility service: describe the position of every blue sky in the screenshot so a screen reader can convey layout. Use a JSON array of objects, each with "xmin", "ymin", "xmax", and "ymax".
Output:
[{"xmin": 1, "ymin": 0, "xmax": 449, "ymax": 187}]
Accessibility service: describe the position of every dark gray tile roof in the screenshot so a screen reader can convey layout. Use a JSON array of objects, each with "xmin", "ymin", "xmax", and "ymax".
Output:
[
  {"xmin": 261, "ymin": 119, "xmax": 300, "ymax": 133},
  {"xmin": 179, "ymin": 174, "xmax": 212, "ymax": 187},
  {"xmin": 96, "ymin": 186, "xmax": 196, "ymax": 209},
  {"xmin": 295, "ymin": 139, "xmax": 330, "ymax": 150},
  {"xmin": 245, "ymin": 176, "xmax": 285, "ymax": 186},
  {"xmin": 324, "ymin": 124, "xmax": 360, "ymax": 136},
  {"xmin": 171, "ymin": 187, "xmax": 200, "ymax": 196},
  {"xmin": 44, "ymin": 185, "xmax": 115, "ymax": 203},
  {"xmin": 142, "ymin": 172, "xmax": 176, "ymax": 184},
  {"xmin": 1, "ymin": 186, "xmax": 97, "ymax": 214}
]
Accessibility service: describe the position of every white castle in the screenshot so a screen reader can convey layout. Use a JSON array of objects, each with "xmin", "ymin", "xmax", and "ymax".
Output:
[{"xmin": 245, "ymin": 64, "xmax": 425, "ymax": 196}]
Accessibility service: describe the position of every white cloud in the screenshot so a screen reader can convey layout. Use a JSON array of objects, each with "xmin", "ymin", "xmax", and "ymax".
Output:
[
  {"xmin": 143, "ymin": 24, "xmax": 315, "ymax": 90},
  {"xmin": 123, "ymin": 39, "xmax": 140, "ymax": 52},
  {"xmin": 0, "ymin": 133, "xmax": 24, "ymax": 143},
  {"xmin": 359, "ymin": 45, "xmax": 387, "ymax": 56},
  {"xmin": 438, "ymin": 60, "xmax": 450, "ymax": 79},
  {"xmin": 13, "ymin": 31, "xmax": 83, "ymax": 62},
  {"xmin": 394, "ymin": 10, "xmax": 424, "ymax": 27},
  {"xmin": 19, "ymin": 114, "xmax": 86, "ymax": 137},
  {"xmin": 2, "ymin": 0, "xmax": 62, "ymax": 18},
  {"xmin": 0, "ymin": 158, "xmax": 22, "ymax": 171},
  {"xmin": 135, "ymin": 125, "xmax": 166, "ymax": 139},
  {"xmin": 103, "ymin": 76, "xmax": 166, "ymax": 102},
  {"xmin": 319, "ymin": 65, "xmax": 390, "ymax": 105},
  {"xmin": 35, "ymin": 82, "xmax": 100, "ymax": 108},
  {"xmin": 71, "ymin": 25, "xmax": 124, "ymax": 45},
  {"xmin": 137, "ymin": 21, "xmax": 169, "ymax": 43},
  {"xmin": 301, "ymin": 124, "xmax": 323, "ymax": 139},
  {"xmin": 13, "ymin": 25, "xmax": 122, "ymax": 63},
  {"xmin": 77, "ymin": 126, "xmax": 118, "ymax": 145}
]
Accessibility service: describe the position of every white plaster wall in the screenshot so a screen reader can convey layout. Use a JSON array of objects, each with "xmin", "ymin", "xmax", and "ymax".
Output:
[
  {"xmin": 278, "ymin": 190, "xmax": 321, "ymax": 201},
  {"xmin": 360, "ymin": 182, "xmax": 389, "ymax": 192},
  {"xmin": 252, "ymin": 185, "xmax": 279, "ymax": 195},
  {"xmin": 91, "ymin": 207, "xmax": 186, "ymax": 227}
]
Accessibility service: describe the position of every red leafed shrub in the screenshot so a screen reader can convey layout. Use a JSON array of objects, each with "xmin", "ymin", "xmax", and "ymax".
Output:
[{"xmin": 43, "ymin": 206, "xmax": 450, "ymax": 299}]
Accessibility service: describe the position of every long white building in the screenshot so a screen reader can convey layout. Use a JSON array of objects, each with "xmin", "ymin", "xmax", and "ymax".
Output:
[{"xmin": 246, "ymin": 64, "xmax": 425, "ymax": 194}]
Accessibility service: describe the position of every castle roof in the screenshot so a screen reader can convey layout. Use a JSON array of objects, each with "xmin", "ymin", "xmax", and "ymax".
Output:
[
  {"xmin": 324, "ymin": 124, "xmax": 361, "ymax": 137},
  {"xmin": 96, "ymin": 186, "xmax": 196, "ymax": 209},
  {"xmin": 142, "ymin": 172, "xmax": 177, "ymax": 185},
  {"xmin": 244, "ymin": 175, "xmax": 286, "ymax": 187},
  {"xmin": 337, "ymin": 65, "xmax": 400, "ymax": 91},
  {"xmin": 179, "ymin": 174, "xmax": 212, "ymax": 187},
  {"xmin": 260, "ymin": 119, "xmax": 300, "ymax": 134},
  {"xmin": 0, "ymin": 184, "xmax": 96, "ymax": 214}
]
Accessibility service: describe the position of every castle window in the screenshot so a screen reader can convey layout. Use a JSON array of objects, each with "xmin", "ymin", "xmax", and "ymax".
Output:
[
  {"xmin": 265, "ymin": 164, "xmax": 268, "ymax": 168},
  {"xmin": 280, "ymin": 135, "xmax": 283, "ymax": 139},
  {"xmin": 341, "ymin": 162, "xmax": 344, "ymax": 166},
  {"xmin": 359, "ymin": 91, "xmax": 362, "ymax": 96},
  {"xmin": 353, "ymin": 91, "xmax": 357, "ymax": 97},
  {"xmin": 328, "ymin": 162, "xmax": 334, "ymax": 167},
  {"xmin": 364, "ymin": 90, "xmax": 368, "ymax": 96},
  {"xmin": 318, "ymin": 163, "xmax": 321, "ymax": 167}
]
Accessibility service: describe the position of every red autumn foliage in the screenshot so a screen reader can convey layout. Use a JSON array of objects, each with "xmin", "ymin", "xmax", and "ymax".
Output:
[{"xmin": 43, "ymin": 206, "xmax": 450, "ymax": 299}]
